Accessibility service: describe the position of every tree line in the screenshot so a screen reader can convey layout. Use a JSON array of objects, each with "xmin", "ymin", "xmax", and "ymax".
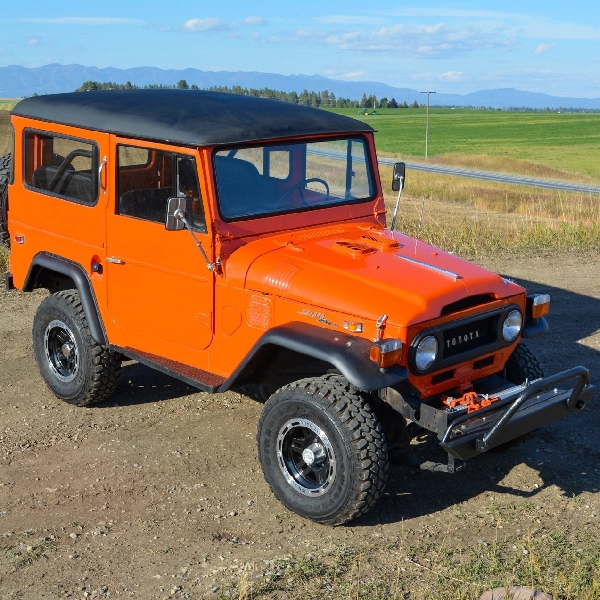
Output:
[{"xmin": 75, "ymin": 80, "xmax": 425, "ymax": 109}]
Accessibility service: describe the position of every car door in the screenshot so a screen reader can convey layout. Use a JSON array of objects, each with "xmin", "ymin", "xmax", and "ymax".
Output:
[{"xmin": 105, "ymin": 139, "xmax": 214, "ymax": 363}]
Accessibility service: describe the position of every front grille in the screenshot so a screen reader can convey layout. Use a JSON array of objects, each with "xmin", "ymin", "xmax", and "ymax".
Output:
[{"xmin": 442, "ymin": 315, "xmax": 498, "ymax": 359}]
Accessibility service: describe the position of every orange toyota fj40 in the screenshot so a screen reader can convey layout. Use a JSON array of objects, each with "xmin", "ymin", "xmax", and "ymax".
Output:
[{"xmin": 1, "ymin": 90, "xmax": 595, "ymax": 524}]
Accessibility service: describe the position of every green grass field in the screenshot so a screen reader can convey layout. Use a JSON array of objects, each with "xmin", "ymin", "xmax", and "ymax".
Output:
[
  {"xmin": 327, "ymin": 108, "xmax": 600, "ymax": 180},
  {"xmin": 0, "ymin": 98, "xmax": 20, "ymax": 111}
]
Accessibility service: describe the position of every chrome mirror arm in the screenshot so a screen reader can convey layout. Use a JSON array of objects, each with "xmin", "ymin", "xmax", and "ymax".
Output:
[
  {"xmin": 390, "ymin": 175, "xmax": 404, "ymax": 232},
  {"xmin": 174, "ymin": 209, "xmax": 222, "ymax": 273}
]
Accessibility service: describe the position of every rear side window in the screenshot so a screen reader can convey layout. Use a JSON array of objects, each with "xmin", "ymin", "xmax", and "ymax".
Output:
[
  {"xmin": 117, "ymin": 144, "xmax": 206, "ymax": 232},
  {"xmin": 24, "ymin": 130, "xmax": 98, "ymax": 205}
]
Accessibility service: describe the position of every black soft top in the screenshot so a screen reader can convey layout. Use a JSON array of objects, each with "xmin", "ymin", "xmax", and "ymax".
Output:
[{"xmin": 12, "ymin": 90, "xmax": 374, "ymax": 146}]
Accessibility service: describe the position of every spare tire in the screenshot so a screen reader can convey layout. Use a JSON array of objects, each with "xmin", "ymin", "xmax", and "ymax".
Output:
[{"xmin": 0, "ymin": 152, "xmax": 10, "ymax": 248}]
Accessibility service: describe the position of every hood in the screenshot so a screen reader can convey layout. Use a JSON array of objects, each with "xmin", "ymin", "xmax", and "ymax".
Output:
[{"xmin": 227, "ymin": 225, "xmax": 524, "ymax": 326}]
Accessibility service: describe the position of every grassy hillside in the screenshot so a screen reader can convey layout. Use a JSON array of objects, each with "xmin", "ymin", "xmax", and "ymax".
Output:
[{"xmin": 328, "ymin": 108, "xmax": 600, "ymax": 181}]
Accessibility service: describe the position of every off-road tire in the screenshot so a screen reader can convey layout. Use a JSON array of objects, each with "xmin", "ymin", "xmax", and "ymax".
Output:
[
  {"xmin": 257, "ymin": 374, "xmax": 388, "ymax": 525},
  {"xmin": 0, "ymin": 152, "xmax": 11, "ymax": 248},
  {"xmin": 504, "ymin": 342, "xmax": 544, "ymax": 384},
  {"xmin": 32, "ymin": 290, "xmax": 121, "ymax": 406}
]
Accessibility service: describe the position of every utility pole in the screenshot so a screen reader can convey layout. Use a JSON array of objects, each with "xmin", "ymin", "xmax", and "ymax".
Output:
[{"xmin": 420, "ymin": 90, "xmax": 436, "ymax": 158}]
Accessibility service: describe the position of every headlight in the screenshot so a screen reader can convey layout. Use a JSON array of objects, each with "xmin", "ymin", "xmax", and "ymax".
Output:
[
  {"xmin": 415, "ymin": 335, "xmax": 438, "ymax": 371},
  {"xmin": 502, "ymin": 309, "xmax": 522, "ymax": 342}
]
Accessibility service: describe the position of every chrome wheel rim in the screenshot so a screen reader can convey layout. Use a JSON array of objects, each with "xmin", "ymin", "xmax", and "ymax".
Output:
[
  {"xmin": 276, "ymin": 417, "xmax": 336, "ymax": 496},
  {"xmin": 44, "ymin": 319, "xmax": 79, "ymax": 383}
]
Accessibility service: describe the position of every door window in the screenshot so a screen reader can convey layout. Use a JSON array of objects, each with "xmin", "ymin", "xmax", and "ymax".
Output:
[
  {"xmin": 117, "ymin": 145, "xmax": 206, "ymax": 232},
  {"xmin": 24, "ymin": 130, "xmax": 98, "ymax": 205}
]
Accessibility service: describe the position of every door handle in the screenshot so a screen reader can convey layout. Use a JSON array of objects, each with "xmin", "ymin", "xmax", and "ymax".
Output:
[
  {"xmin": 106, "ymin": 256, "xmax": 125, "ymax": 264},
  {"xmin": 99, "ymin": 156, "xmax": 107, "ymax": 194}
]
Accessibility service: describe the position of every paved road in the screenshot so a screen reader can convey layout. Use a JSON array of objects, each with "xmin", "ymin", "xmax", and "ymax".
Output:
[
  {"xmin": 308, "ymin": 146, "xmax": 600, "ymax": 195},
  {"xmin": 378, "ymin": 156, "xmax": 600, "ymax": 195}
]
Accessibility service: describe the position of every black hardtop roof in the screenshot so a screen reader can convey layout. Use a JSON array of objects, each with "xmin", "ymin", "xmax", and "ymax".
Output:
[{"xmin": 12, "ymin": 89, "xmax": 374, "ymax": 146}]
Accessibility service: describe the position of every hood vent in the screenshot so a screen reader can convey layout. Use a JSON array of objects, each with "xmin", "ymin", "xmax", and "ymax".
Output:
[
  {"xmin": 264, "ymin": 261, "xmax": 301, "ymax": 291},
  {"xmin": 359, "ymin": 234, "xmax": 400, "ymax": 252},
  {"xmin": 332, "ymin": 240, "xmax": 376, "ymax": 258}
]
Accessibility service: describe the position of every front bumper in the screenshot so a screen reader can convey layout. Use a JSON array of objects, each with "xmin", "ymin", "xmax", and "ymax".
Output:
[{"xmin": 439, "ymin": 367, "xmax": 595, "ymax": 460}]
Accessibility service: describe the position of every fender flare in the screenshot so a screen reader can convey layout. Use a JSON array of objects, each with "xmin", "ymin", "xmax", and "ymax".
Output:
[
  {"xmin": 219, "ymin": 321, "xmax": 408, "ymax": 392},
  {"xmin": 23, "ymin": 252, "xmax": 107, "ymax": 346}
]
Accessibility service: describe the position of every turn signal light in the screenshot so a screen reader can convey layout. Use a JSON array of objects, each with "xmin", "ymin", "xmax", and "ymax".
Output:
[
  {"xmin": 526, "ymin": 294, "xmax": 550, "ymax": 319},
  {"xmin": 370, "ymin": 339, "xmax": 403, "ymax": 368}
]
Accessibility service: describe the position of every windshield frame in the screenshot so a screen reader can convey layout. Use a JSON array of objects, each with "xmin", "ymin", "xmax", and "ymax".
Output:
[{"xmin": 211, "ymin": 134, "xmax": 377, "ymax": 223}]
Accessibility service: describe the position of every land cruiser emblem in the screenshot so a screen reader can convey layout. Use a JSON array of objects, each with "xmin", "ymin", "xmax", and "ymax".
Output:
[{"xmin": 299, "ymin": 309, "xmax": 339, "ymax": 328}]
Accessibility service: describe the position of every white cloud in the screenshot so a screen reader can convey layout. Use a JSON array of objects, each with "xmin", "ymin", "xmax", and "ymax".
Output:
[
  {"xmin": 317, "ymin": 15, "xmax": 385, "ymax": 25},
  {"xmin": 534, "ymin": 43, "xmax": 558, "ymax": 54},
  {"xmin": 339, "ymin": 71, "xmax": 367, "ymax": 79},
  {"xmin": 183, "ymin": 18, "xmax": 231, "ymax": 32},
  {"xmin": 244, "ymin": 16, "xmax": 265, "ymax": 26},
  {"xmin": 284, "ymin": 22, "xmax": 517, "ymax": 58},
  {"xmin": 439, "ymin": 70, "xmax": 466, "ymax": 81},
  {"xmin": 19, "ymin": 17, "xmax": 145, "ymax": 25},
  {"xmin": 381, "ymin": 8, "xmax": 520, "ymax": 19},
  {"xmin": 27, "ymin": 38, "xmax": 40, "ymax": 46}
]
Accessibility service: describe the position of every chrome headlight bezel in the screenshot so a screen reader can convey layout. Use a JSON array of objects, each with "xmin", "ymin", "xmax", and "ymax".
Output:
[
  {"xmin": 502, "ymin": 309, "xmax": 523, "ymax": 342},
  {"xmin": 415, "ymin": 335, "xmax": 438, "ymax": 372}
]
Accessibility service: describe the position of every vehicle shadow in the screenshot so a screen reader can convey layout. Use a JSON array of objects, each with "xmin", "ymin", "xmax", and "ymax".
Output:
[
  {"xmin": 95, "ymin": 361, "xmax": 199, "ymax": 407},
  {"xmin": 356, "ymin": 271, "xmax": 600, "ymax": 527}
]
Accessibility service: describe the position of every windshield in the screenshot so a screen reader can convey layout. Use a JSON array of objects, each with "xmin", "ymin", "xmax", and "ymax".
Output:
[{"xmin": 214, "ymin": 137, "xmax": 375, "ymax": 221}]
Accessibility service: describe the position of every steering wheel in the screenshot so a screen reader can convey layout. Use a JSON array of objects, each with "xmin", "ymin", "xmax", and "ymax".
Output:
[{"xmin": 277, "ymin": 178, "xmax": 330, "ymax": 206}]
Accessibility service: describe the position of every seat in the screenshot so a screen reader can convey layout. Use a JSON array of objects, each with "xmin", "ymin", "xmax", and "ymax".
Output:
[{"xmin": 214, "ymin": 156, "xmax": 278, "ymax": 218}]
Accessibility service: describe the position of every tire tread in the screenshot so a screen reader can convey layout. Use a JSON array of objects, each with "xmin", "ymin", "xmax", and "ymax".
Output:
[
  {"xmin": 34, "ymin": 290, "xmax": 121, "ymax": 406},
  {"xmin": 258, "ymin": 374, "xmax": 388, "ymax": 526}
]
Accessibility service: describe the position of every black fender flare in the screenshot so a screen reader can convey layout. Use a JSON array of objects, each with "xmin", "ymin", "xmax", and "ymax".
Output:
[
  {"xmin": 219, "ymin": 321, "xmax": 408, "ymax": 393},
  {"xmin": 23, "ymin": 252, "xmax": 107, "ymax": 346}
]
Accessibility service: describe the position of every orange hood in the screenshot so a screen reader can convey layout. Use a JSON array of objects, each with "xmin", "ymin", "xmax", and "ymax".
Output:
[{"xmin": 226, "ymin": 225, "xmax": 524, "ymax": 326}]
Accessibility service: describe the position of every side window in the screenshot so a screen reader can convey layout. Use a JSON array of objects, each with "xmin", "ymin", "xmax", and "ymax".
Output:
[
  {"xmin": 264, "ymin": 148, "xmax": 291, "ymax": 180},
  {"xmin": 24, "ymin": 130, "xmax": 98, "ymax": 205},
  {"xmin": 117, "ymin": 145, "xmax": 206, "ymax": 232}
]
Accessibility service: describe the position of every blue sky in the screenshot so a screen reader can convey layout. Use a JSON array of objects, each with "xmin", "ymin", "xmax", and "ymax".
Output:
[{"xmin": 1, "ymin": 1, "xmax": 599, "ymax": 98}]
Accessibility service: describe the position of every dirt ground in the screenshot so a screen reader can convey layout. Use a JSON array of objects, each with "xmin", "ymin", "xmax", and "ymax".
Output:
[{"xmin": 1, "ymin": 254, "xmax": 599, "ymax": 599}]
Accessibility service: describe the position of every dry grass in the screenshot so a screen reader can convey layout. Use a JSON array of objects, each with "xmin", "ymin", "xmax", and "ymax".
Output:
[
  {"xmin": 0, "ymin": 246, "xmax": 8, "ymax": 273},
  {"xmin": 380, "ymin": 166, "xmax": 600, "ymax": 259},
  {"xmin": 222, "ymin": 519, "xmax": 600, "ymax": 599}
]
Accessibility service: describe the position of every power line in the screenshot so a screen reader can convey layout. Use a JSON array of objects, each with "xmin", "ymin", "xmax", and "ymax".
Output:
[{"xmin": 420, "ymin": 91, "xmax": 436, "ymax": 158}]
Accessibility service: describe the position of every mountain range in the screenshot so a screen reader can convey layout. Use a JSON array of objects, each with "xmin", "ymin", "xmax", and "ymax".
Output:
[{"xmin": 1, "ymin": 63, "xmax": 599, "ymax": 110}]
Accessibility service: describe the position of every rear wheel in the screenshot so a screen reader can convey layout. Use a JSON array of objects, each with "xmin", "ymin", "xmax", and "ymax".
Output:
[
  {"xmin": 33, "ymin": 290, "xmax": 121, "ymax": 406},
  {"xmin": 0, "ymin": 152, "xmax": 11, "ymax": 248},
  {"xmin": 257, "ymin": 374, "xmax": 388, "ymax": 525}
]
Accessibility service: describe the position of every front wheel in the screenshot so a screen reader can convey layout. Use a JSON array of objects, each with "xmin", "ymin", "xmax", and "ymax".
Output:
[
  {"xmin": 33, "ymin": 290, "xmax": 121, "ymax": 406},
  {"xmin": 504, "ymin": 342, "xmax": 544, "ymax": 384},
  {"xmin": 257, "ymin": 375, "xmax": 388, "ymax": 525}
]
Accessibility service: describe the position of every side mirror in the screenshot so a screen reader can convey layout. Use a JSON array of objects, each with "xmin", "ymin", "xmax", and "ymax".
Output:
[
  {"xmin": 392, "ymin": 162, "xmax": 406, "ymax": 192},
  {"xmin": 165, "ymin": 196, "xmax": 191, "ymax": 231}
]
